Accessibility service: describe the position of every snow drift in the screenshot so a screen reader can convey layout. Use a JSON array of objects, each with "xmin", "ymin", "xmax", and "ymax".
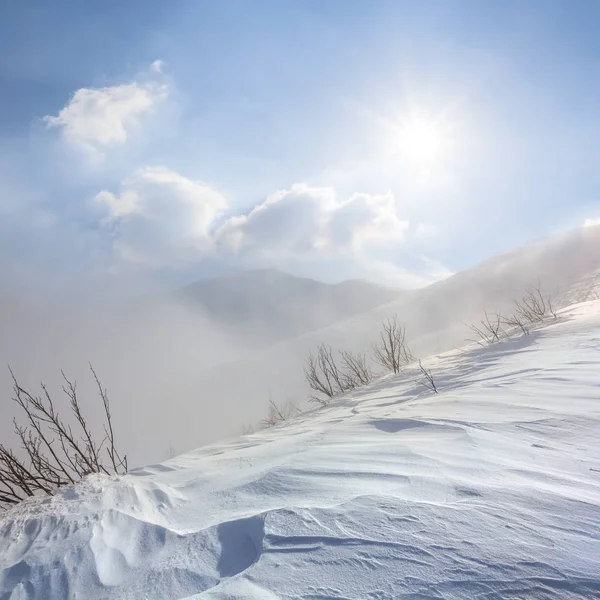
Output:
[{"xmin": 1, "ymin": 300, "xmax": 599, "ymax": 599}]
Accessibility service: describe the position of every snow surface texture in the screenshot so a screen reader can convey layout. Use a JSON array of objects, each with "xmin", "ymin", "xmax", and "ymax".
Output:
[{"xmin": 1, "ymin": 302, "xmax": 600, "ymax": 599}]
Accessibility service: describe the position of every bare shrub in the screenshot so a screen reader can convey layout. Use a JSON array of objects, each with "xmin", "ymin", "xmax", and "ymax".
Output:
[
  {"xmin": 573, "ymin": 274, "xmax": 600, "ymax": 304},
  {"xmin": 514, "ymin": 282, "xmax": 557, "ymax": 323},
  {"xmin": 241, "ymin": 423, "xmax": 258, "ymax": 436},
  {"xmin": 304, "ymin": 344, "xmax": 374, "ymax": 405},
  {"xmin": 304, "ymin": 344, "xmax": 347, "ymax": 405},
  {"xmin": 304, "ymin": 317, "xmax": 414, "ymax": 404},
  {"xmin": 502, "ymin": 312, "xmax": 530, "ymax": 336},
  {"xmin": 0, "ymin": 365, "xmax": 127, "ymax": 510},
  {"xmin": 466, "ymin": 311, "xmax": 505, "ymax": 346},
  {"xmin": 416, "ymin": 360, "xmax": 438, "ymax": 394},
  {"xmin": 339, "ymin": 350, "xmax": 373, "ymax": 388},
  {"xmin": 575, "ymin": 287, "xmax": 599, "ymax": 303},
  {"xmin": 467, "ymin": 284, "xmax": 558, "ymax": 344},
  {"xmin": 372, "ymin": 316, "xmax": 414, "ymax": 374},
  {"xmin": 261, "ymin": 394, "xmax": 300, "ymax": 428}
]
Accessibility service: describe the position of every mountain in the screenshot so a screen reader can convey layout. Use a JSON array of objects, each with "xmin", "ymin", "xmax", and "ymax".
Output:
[
  {"xmin": 1, "ymin": 299, "xmax": 599, "ymax": 599},
  {"xmin": 177, "ymin": 268, "xmax": 404, "ymax": 344}
]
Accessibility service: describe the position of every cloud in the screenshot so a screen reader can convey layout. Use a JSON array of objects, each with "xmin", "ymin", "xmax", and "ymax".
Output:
[
  {"xmin": 95, "ymin": 173, "xmax": 449, "ymax": 287},
  {"xmin": 95, "ymin": 166, "xmax": 226, "ymax": 267},
  {"xmin": 150, "ymin": 59, "xmax": 166, "ymax": 73},
  {"xmin": 584, "ymin": 217, "xmax": 600, "ymax": 227},
  {"xmin": 217, "ymin": 183, "xmax": 409, "ymax": 259},
  {"xmin": 44, "ymin": 67, "xmax": 167, "ymax": 159}
]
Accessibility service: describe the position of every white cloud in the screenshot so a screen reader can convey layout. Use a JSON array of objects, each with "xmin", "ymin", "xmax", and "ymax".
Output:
[
  {"xmin": 95, "ymin": 166, "xmax": 226, "ymax": 267},
  {"xmin": 44, "ymin": 67, "xmax": 167, "ymax": 159},
  {"xmin": 217, "ymin": 183, "xmax": 409, "ymax": 259},
  {"xmin": 584, "ymin": 217, "xmax": 600, "ymax": 227},
  {"xmin": 150, "ymin": 59, "xmax": 166, "ymax": 73},
  {"xmin": 95, "ymin": 174, "xmax": 448, "ymax": 287}
]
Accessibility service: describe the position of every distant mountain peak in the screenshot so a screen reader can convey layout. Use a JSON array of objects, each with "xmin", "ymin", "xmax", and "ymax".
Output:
[{"xmin": 177, "ymin": 268, "xmax": 404, "ymax": 345}]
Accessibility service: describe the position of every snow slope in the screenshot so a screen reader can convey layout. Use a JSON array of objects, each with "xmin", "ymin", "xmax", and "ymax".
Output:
[
  {"xmin": 171, "ymin": 225, "xmax": 600, "ymax": 456},
  {"xmin": 1, "ymin": 302, "xmax": 600, "ymax": 599}
]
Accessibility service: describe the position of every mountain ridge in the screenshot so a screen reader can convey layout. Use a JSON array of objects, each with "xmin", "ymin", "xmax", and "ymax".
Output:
[{"xmin": 176, "ymin": 267, "xmax": 405, "ymax": 344}]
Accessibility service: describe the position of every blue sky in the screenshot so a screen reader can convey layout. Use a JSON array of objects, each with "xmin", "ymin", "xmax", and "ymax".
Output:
[{"xmin": 1, "ymin": 0, "xmax": 600, "ymax": 292}]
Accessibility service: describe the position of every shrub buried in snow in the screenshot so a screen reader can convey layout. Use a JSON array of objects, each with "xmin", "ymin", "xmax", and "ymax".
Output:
[
  {"xmin": 304, "ymin": 317, "xmax": 414, "ymax": 406},
  {"xmin": 0, "ymin": 365, "xmax": 127, "ymax": 510},
  {"xmin": 468, "ymin": 283, "xmax": 559, "ymax": 346}
]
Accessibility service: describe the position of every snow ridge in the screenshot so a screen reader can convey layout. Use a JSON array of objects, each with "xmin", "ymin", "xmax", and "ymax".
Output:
[{"xmin": 1, "ymin": 302, "xmax": 600, "ymax": 599}]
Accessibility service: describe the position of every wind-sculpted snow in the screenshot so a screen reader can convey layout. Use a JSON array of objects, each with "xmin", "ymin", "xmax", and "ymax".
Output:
[{"xmin": 1, "ymin": 302, "xmax": 600, "ymax": 599}]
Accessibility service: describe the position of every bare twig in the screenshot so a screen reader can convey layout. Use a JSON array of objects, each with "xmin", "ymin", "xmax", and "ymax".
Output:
[
  {"xmin": 90, "ymin": 364, "xmax": 127, "ymax": 474},
  {"xmin": 304, "ymin": 344, "xmax": 348, "ymax": 405},
  {"xmin": 466, "ymin": 311, "xmax": 505, "ymax": 346},
  {"xmin": 416, "ymin": 360, "xmax": 438, "ymax": 394},
  {"xmin": 501, "ymin": 312, "xmax": 530, "ymax": 335},
  {"xmin": 261, "ymin": 394, "xmax": 300, "ymax": 428},
  {"xmin": 1, "ymin": 366, "xmax": 127, "ymax": 510},
  {"xmin": 339, "ymin": 350, "xmax": 373, "ymax": 388},
  {"xmin": 573, "ymin": 274, "xmax": 600, "ymax": 303},
  {"xmin": 514, "ymin": 282, "xmax": 557, "ymax": 323},
  {"xmin": 372, "ymin": 316, "xmax": 414, "ymax": 374},
  {"xmin": 304, "ymin": 343, "xmax": 377, "ymax": 406}
]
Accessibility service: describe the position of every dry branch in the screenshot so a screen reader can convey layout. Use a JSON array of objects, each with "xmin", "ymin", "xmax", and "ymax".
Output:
[
  {"xmin": 339, "ymin": 350, "xmax": 373, "ymax": 388},
  {"xmin": 514, "ymin": 282, "xmax": 557, "ymax": 323},
  {"xmin": 261, "ymin": 394, "xmax": 300, "ymax": 428},
  {"xmin": 303, "ymin": 344, "xmax": 374, "ymax": 405},
  {"xmin": 466, "ymin": 311, "xmax": 505, "ymax": 346},
  {"xmin": 416, "ymin": 360, "xmax": 438, "ymax": 394},
  {"xmin": 501, "ymin": 312, "xmax": 530, "ymax": 335},
  {"xmin": 0, "ymin": 366, "xmax": 127, "ymax": 510},
  {"xmin": 372, "ymin": 316, "xmax": 414, "ymax": 374}
]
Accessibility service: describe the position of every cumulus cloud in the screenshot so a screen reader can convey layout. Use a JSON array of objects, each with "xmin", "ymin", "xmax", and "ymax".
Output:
[
  {"xmin": 217, "ymin": 183, "xmax": 409, "ymax": 259},
  {"xmin": 95, "ymin": 173, "xmax": 449, "ymax": 287},
  {"xmin": 95, "ymin": 166, "xmax": 226, "ymax": 267},
  {"xmin": 584, "ymin": 217, "xmax": 600, "ymax": 227},
  {"xmin": 44, "ymin": 67, "xmax": 167, "ymax": 158}
]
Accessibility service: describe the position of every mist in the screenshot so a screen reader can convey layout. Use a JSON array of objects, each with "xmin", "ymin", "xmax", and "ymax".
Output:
[
  {"xmin": 0, "ymin": 278, "xmax": 261, "ymax": 467},
  {"xmin": 0, "ymin": 266, "xmax": 401, "ymax": 468},
  {"xmin": 1, "ymin": 224, "xmax": 599, "ymax": 469}
]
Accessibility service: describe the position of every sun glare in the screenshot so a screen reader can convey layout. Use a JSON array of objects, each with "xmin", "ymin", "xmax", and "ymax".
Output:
[{"xmin": 396, "ymin": 117, "xmax": 446, "ymax": 166}]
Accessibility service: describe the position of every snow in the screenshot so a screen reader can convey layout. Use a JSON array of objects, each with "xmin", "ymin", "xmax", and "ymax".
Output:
[{"xmin": 1, "ymin": 302, "xmax": 600, "ymax": 599}]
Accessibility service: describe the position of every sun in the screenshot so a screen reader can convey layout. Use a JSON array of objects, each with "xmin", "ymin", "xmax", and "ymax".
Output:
[
  {"xmin": 395, "ymin": 117, "xmax": 445, "ymax": 165},
  {"xmin": 402, "ymin": 120, "xmax": 443, "ymax": 161},
  {"xmin": 393, "ymin": 116, "xmax": 448, "ymax": 171}
]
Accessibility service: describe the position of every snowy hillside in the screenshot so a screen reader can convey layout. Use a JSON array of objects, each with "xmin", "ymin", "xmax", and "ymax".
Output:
[
  {"xmin": 2, "ymin": 227, "xmax": 598, "ymax": 468},
  {"xmin": 171, "ymin": 226, "xmax": 600, "ymax": 457},
  {"xmin": 2, "ymin": 300, "xmax": 599, "ymax": 599}
]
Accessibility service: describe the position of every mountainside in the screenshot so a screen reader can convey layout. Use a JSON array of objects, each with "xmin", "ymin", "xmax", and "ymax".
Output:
[
  {"xmin": 1, "ymin": 300, "xmax": 599, "ymax": 599},
  {"xmin": 156, "ymin": 225, "xmax": 600, "ymax": 456},
  {"xmin": 177, "ymin": 268, "xmax": 404, "ymax": 344},
  {"xmin": 2, "ymin": 228, "xmax": 599, "ymax": 469}
]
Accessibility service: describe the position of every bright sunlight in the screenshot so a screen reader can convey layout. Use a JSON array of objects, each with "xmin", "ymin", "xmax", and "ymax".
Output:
[{"xmin": 395, "ymin": 116, "xmax": 447, "ymax": 167}]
